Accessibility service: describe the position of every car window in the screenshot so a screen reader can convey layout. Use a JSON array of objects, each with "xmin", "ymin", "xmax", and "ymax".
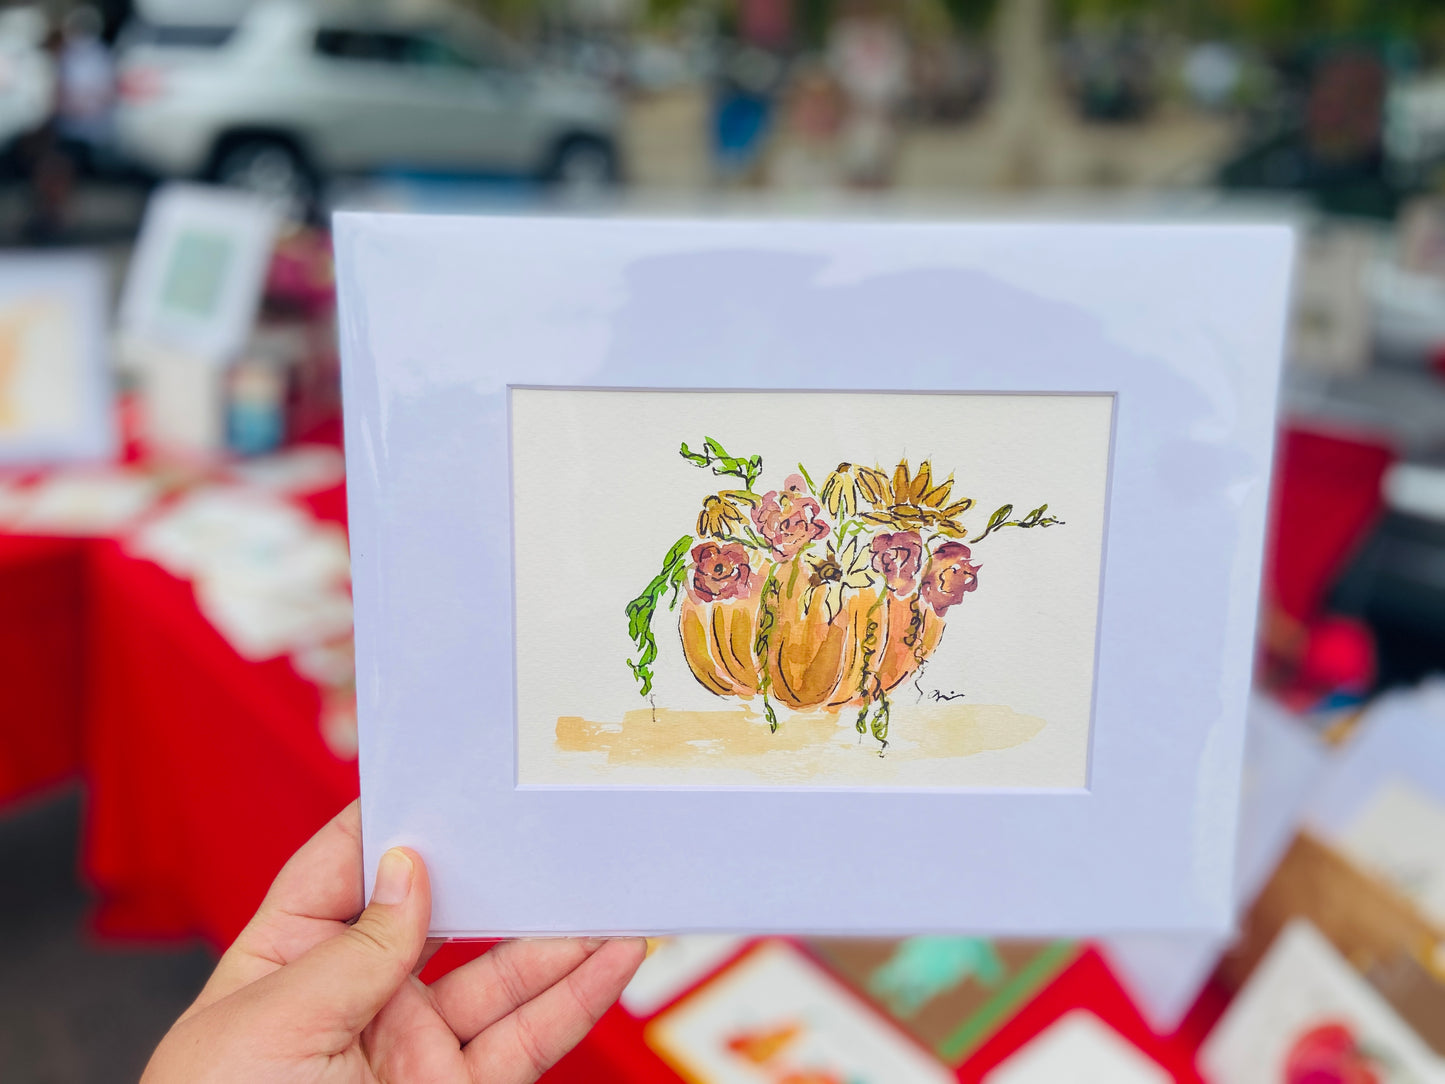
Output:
[
  {"xmin": 402, "ymin": 34, "xmax": 481, "ymax": 73},
  {"xmin": 123, "ymin": 22, "xmax": 236, "ymax": 49},
  {"xmin": 314, "ymin": 28, "xmax": 487, "ymax": 73},
  {"xmin": 314, "ymin": 29, "xmax": 407, "ymax": 64}
]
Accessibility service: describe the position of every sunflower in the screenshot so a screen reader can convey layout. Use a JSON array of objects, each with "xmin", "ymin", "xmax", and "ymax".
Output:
[
  {"xmin": 805, "ymin": 536, "xmax": 875, "ymax": 622},
  {"xmin": 696, "ymin": 492, "xmax": 751, "ymax": 538},
  {"xmin": 858, "ymin": 459, "xmax": 974, "ymax": 537}
]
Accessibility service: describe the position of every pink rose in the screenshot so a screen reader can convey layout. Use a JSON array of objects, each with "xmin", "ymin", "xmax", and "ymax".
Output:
[
  {"xmin": 920, "ymin": 542, "xmax": 980, "ymax": 614},
  {"xmin": 870, "ymin": 531, "xmax": 923, "ymax": 595},
  {"xmin": 752, "ymin": 474, "xmax": 828, "ymax": 560},
  {"xmin": 690, "ymin": 541, "xmax": 752, "ymax": 602}
]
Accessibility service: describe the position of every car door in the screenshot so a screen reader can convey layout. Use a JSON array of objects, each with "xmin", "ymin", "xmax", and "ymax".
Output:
[
  {"xmin": 307, "ymin": 27, "xmax": 443, "ymax": 172},
  {"xmin": 389, "ymin": 29, "xmax": 545, "ymax": 174}
]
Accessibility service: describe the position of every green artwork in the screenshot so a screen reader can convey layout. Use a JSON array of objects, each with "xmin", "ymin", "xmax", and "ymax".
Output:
[
  {"xmin": 809, "ymin": 937, "xmax": 1078, "ymax": 1065},
  {"xmin": 868, "ymin": 937, "xmax": 1007, "ymax": 1019},
  {"xmin": 159, "ymin": 229, "xmax": 235, "ymax": 319}
]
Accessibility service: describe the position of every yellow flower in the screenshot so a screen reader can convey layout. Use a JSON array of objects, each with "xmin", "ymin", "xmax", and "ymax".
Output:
[
  {"xmin": 806, "ymin": 536, "xmax": 875, "ymax": 623},
  {"xmin": 697, "ymin": 494, "xmax": 746, "ymax": 538},
  {"xmin": 819, "ymin": 463, "xmax": 862, "ymax": 518},
  {"xmin": 855, "ymin": 465, "xmax": 893, "ymax": 506},
  {"xmin": 859, "ymin": 459, "xmax": 974, "ymax": 537}
]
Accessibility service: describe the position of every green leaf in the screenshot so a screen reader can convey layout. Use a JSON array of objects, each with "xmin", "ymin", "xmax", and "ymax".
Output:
[
  {"xmin": 680, "ymin": 437, "xmax": 763, "ymax": 490},
  {"xmin": 625, "ymin": 535, "xmax": 694, "ymax": 696},
  {"xmin": 969, "ymin": 502, "xmax": 1064, "ymax": 544}
]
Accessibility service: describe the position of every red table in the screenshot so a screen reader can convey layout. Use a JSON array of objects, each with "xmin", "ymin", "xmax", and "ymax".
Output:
[{"xmin": 0, "ymin": 536, "xmax": 88, "ymax": 805}]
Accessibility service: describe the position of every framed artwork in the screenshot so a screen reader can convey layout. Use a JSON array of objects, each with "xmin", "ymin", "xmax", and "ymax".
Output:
[
  {"xmin": 982, "ymin": 1011, "xmax": 1169, "ymax": 1084},
  {"xmin": 807, "ymin": 938, "xmax": 1076, "ymax": 1065},
  {"xmin": 0, "ymin": 253, "xmax": 114, "ymax": 465},
  {"xmin": 645, "ymin": 941, "xmax": 955, "ymax": 1083},
  {"xmin": 336, "ymin": 215, "xmax": 1293, "ymax": 936},
  {"xmin": 1200, "ymin": 920, "xmax": 1439, "ymax": 1084},
  {"xmin": 118, "ymin": 182, "xmax": 280, "ymax": 364}
]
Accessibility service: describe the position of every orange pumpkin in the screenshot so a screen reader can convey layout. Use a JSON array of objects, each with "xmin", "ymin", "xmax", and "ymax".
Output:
[{"xmin": 679, "ymin": 556, "xmax": 947, "ymax": 712}]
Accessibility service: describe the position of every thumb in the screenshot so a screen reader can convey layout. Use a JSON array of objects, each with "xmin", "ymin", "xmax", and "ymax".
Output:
[{"xmin": 257, "ymin": 847, "xmax": 431, "ymax": 1040}]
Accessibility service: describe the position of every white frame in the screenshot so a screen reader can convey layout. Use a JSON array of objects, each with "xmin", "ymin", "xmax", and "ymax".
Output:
[
  {"xmin": 0, "ymin": 252, "xmax": 114, "ymax": 465},
  {"xmin": 119, "ymin": 182, "xmax": 280, "ymax": 364},
  {"xmin": 336, "ymin": 214, "xmax": 1294, "ymax": 937}
]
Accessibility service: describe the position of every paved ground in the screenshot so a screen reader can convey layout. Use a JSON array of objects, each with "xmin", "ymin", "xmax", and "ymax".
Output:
[{"xmin": 0, "ymin": 791, "xmax": 213, "ymax": 1083}]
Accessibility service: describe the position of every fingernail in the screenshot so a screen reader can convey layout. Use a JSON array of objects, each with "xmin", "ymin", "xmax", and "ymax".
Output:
[
  {"xmin": 372, "ymin": 848, "xmax": 413, "ymax": 906},
  {"xmin": 583, "ymin": 938, "xmax": 606, "ymax": 951}
]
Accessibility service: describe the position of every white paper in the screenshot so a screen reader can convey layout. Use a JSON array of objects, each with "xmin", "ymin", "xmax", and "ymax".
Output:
[
  {"xmin": 1198, "ymin": 921, "xmax": 1443, "ymax": 1084},
  {"xmin": 13, "ymin": 470, "xmax": 160, "ymax": 535},
  {"xmin": 984, "ymin": 1011, "xmax": 1169, "ymax": 1084},
  {"xmin": 512, "ymin": 389, "xmax": 1112, "ymax": 789},
  {"xmin": 622, "ymin": 936, "xmax": 748, "ymax": 1017},
  {"xmin": 1339, "ymin": 778, "xmax": 1445, "ymax": 927},
  {"xmin": 646, "ymin": 941, "xmax": 955, "ymax": 1083},
  {"xmin": 229, "ymin": 446, "xmax": 346, "ymax": 495},
  {"xmin": 129, "ymin": 487, "xmax": 353, "ymax": 661}
]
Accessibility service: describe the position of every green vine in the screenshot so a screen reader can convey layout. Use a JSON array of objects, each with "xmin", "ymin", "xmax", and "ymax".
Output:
[
  {"xmin": 753, "ymin": 569, "xmax": 781, "ymax": 732},
  {"xmin": 970, "ymin": 503, "xmax": 1064, "ymax": 545},
  {"xmin": 854, "ymin": 600, "xmax": 883, "ymax": 737},
  {"xmin": 679, "ymin": 437, "xmax": 763, "ymax": 490},
  {"xmin": 624, "ymin": 535, "xmax": 693, "ymax": 696}
]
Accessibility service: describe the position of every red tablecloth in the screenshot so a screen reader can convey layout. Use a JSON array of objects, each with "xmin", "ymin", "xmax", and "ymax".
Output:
[
  {"xmin": 0, "ymin": 536, "xmax": 88, "ymax": 805},
  {"xmin": 1267, "ymin": 424, "xmax": 1395, "ymax": 619}
]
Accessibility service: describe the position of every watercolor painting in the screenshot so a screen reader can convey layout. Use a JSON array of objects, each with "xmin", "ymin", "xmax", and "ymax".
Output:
[
  {"xmin": 645, "ymin": 942, "xmax": 956, "ymax": 1084},
  {"xmin": 810, "ymin": 938, "xmax": 1076, "ymax": 1064},
  {"xmin": 625, "ymin": 438, "xmax": 1063, "ymax": 749},
  {"xmin": 159, "ymin": 229, "xmax": 235, "ymax": 320},
  {"xmin": 0, "ymin": 298, "xmax": 80, "ymax": 441},
  {"xmin": 512, "ymin": 389, "xmax": 1112, "ymax": 788}
]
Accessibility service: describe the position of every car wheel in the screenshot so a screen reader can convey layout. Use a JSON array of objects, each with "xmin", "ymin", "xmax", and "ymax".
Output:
[
  {"xmin": 547, "ymin": 136, "xmax": 618, "ymax": 196},
  {"xmin": 211, "ymin": 137, "xmax": 317, "ymax": 221}
]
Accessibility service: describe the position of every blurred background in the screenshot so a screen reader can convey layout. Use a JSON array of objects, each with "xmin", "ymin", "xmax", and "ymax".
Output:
[{"xmin": 2, "ymin": 0, "xmax": 1445, "ymax": 1080}]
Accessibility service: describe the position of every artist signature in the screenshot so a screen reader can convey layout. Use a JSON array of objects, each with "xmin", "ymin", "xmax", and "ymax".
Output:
[{"xmin": 913, "ymin": 675, "xmax": 966, "ymax": 703}]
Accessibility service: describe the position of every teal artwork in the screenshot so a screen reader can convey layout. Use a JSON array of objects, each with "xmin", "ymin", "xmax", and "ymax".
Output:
[
  {"xmin": 159, "ymin": 229, "xmax": 235, "ymax": 320},
  {"xmin": 867, "ymin": 937, "xmax": 1006, "ymax": 1019}
]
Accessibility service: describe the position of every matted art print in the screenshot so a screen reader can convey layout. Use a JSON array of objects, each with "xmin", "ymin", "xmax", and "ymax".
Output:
[
  {"xmin": 514, "ymin": 390, "xmax": 1112, "ymax": 789},
  {"xmin": 119, "ymin": 182, "xmax": 280, "ymax": 364},
  {"xmin": 337, "ymin": 215, "xmax": 1293, "ymax": 936},
  {"xmin": 0, "ymin": 253, "xmax": 113, "ymax": 465}
]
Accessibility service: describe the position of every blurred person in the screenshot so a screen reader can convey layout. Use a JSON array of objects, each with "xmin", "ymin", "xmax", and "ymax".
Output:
[
  {"xmin": 710, "ymin": 42, "xmax": 784, "ymax": 186},
  {"xmin": 768, "ymin": 58, "xmax": 845, "ymax": 191},
  {"xmin": 827, "ymin": 0, "xmax": 909, "ymax": 189},
  {"xmin": 143, "ymin": 800, "xmax": 645, "ymax": 1083},
  {"xmin": 18, "ymin": 19, "xmax": 69, "ymax": 242},
  {"xmin": 55, "ymin": 5, "xmax": 115, "ymax": 172}
]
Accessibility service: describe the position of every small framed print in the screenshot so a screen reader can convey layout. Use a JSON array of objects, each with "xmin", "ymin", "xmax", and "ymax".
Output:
[
  {"xmin": 336, "ymin": 215, "xmax": 1294, "ymax": 936},
  {"xmin": 119, "ymin": 182, "xmax": 280, "ymax": 364},
  {"xmin": 1200, "ymin": 920, "xmax": 1440, "ymax": 1084},
  {"xmin": 645, "ymin": 941, "xmax": 955, "ymax": 1083},
  {"xmin": 0, "ymin": 253, "xmax": 114, "ymax": 465}
]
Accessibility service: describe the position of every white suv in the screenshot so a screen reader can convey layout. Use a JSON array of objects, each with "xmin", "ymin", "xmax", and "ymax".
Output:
[{"xmin": 114, "ymin": 0, "xmax": 622, "ymax": 210}]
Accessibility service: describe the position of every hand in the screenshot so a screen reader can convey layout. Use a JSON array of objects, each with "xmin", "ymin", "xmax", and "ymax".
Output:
[{"xmin": 143, "ymin": 801, "xmax": 646, "ymax": 1083}]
